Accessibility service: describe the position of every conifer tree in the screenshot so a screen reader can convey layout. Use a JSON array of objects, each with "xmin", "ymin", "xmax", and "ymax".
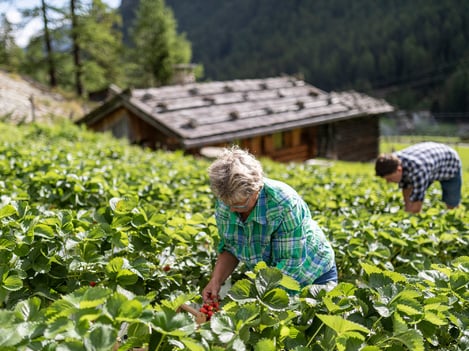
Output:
[
  {"xmin": 0, "ymin": 13, "xmax": 24, "ymax": 70},
  {"xmin": 129, "ymin": 0, "xmax": 192, "ymax": 87}
]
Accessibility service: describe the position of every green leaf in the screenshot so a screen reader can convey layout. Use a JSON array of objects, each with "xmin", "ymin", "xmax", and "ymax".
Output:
[
  {"xmin": 396, "ymin": 303, "xmax": 421, "ymax": 317},
  {"xmin": 0, "ymin": 311, "xmax": 23, "ymax": 346},
  {"xmin": 383, "ymin": 270, "xmax": 407, "ymax": 284},
  {"xmin": 2, "ymin": 275, "xmax": 23, "ymax": 291},
  {"xmin": 253, "ymin": 261, "xmax": 269, "ymax": 272},
  {"xmin": 15, "ymin": 297, "xmax": 43, "ymax": 321},
  {"xmin": 46, "ymin": 300, "xmax": 77, "ymax": 322},
  {"xmin": 393, "ymin": 312, "xmax": 407, "ymax": 334},
  {"xmin": 0, "ymin": 204, "xmax": 17, "ymax": 219},
  {"xmin": 449, "ymin": 271, "xmax": 468, "ymax": 292},
  {"xmin": 231, "ymin": 337, "xmax": 247, "ymax": 351},
  {"xmin": 316, "ymin": 314, "xmax": 369, "ymax": 336},
  {"xmin": 106, "ymin": 257, "xmax": 124, "ymax": 273},
  {"xmin": 452, "ymin": 256, "xmax": 469, "ymax": 271},
  {"xmin": 228, "ymin": 279, "xmax": 257, "ymax": 302},
  {"xmin": 361, "ymin": 262, "xmax": 383, "ymax": 276},
  {"xmin": 81, "ymin": 241, "xmax": 101, "ymax": 263},
  {"xmin": 255, "ymin": 338, "xmax": 276, "ymax": 351},
  {"xmin": 105, "ymin": 293, "xmax": 128, "ymax": 318},
  {"xmin": 44, "ymin": 316, "xmax": 75, "ymax": 339},
  {"xmin": 116, "ymin": 299, "xmax": 143, "ymax": 321},
  {"xmin": 279, "ymin": 274, "xmax": 301, "ymax": 292},
  {"xmin": 391, "ymin": 329, "xmax": 424, "ymax": 351},
  {"xmin": 211, "ymin": 315, "xmax": 236, "ymax": 343},
  {"xmin": 337, "ymin": 331, "xmax": 366, "ymax": 351},
  {"xmin": 125, "ymin": 323, "xmax": 150, "ymax": 342},
  {"xmin": 32, "ymin": 252, "xmax": 51, "ymax": 273},
  {"xmin": 55, "ymin": 340, "xmax": 87, "ymax": 350},
  {"xmin": 260, "ymin": 287, "xmax": 289, "ymax": 311},
  {"xmin": 33, "ymin": 223, "xmax": 55, "ymax": 238},
  {"xmin": 374, "ymin": 303, "xmax": 391, "ymax": 318},
  {"xmin": 322, "ymin": 296, "xmax": 343, "ymax": 313},
  {"xmin": 255, "ymin": 267, "xmax": 283, "ymax": 296},
  {"xmin": 394, "ymin": 289, "xmax": 422, "ymax": 301},
  {"xmin": 423, "ymin": 311, "xmax": 447, "ymax": 326},
  {"xmin": 234, "ymin": 302, "xmax": 261, "ymax": 325},
  {"xmin": 151, "ymin": 307, "xmax": 195, "ymax": 336},
  {"xmin": 117, "ymin": 269, "xmax": 139, "ymax": 286},
  {"xmin": 180, "ymin": 337, "xmax": 206, "ymax": 351},
  {"xmin": 84, "ymin": 323, "xmax": 117, "ymax": 351},
  {"xmin": 80, "ymin": 287, "xmax": 112, "ymax": 309},
  {"xmin": 109, "ymin": 196, "xmax": 138, "ymax": 214}
]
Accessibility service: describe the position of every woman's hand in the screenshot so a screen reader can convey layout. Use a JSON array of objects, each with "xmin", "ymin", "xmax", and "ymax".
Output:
[
  {"xmin": 202, "ymin": 251, "xmax": 239, "ymax": 303},
  {"xmin": 202, "ymin": 279, "xmax": 221, "ymax": 303}
]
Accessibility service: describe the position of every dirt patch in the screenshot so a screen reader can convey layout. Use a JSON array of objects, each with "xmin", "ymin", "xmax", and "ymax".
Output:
[{"xmin": 0, "ymin": 70, "xmax": 87, "ymax": 124}]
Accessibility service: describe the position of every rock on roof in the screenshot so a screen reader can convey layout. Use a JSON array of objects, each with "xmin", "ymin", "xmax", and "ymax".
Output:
[{"xmin": 79, "ymin": 76, "xmax": 394, "ymax": 148}]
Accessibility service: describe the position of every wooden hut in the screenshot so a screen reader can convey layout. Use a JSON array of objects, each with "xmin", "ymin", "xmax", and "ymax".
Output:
[{"xmin": 76, "ymin": 76, "xmax": 394, "ymax": 162}]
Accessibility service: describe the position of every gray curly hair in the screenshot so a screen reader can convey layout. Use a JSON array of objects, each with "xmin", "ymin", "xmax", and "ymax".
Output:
[{"xmin": 208, "ymin": 146, "xmax": 264, "ymax": 205}]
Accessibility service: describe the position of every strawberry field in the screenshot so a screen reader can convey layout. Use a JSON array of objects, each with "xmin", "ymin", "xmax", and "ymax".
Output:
[{"xmin": 0, "ymin": 121, "xmax": 468, "ymax": 351}]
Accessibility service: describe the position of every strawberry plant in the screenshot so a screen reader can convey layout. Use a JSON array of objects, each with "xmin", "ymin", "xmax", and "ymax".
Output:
[{"xmin": 0, "ymin": 121, "xmax": 467, "ymax": 350}]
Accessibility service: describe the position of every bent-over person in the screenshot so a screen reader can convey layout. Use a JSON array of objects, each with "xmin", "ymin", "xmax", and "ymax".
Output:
[
  {"xmin": 375, "ymin": 142, "xmax": 462, "ymax": 213},
  {"xmin": 202, "ymin": 146, "xmax": 337, "ymax": 303}
]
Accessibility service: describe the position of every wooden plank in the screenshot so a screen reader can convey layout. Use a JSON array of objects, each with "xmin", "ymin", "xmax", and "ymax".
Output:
[
  {"xmin": 263, "ymin": 135, "xmax": 274, "ymax": 153},
  {"xmin": 267, "ymin": 145, "xmax": 310, "ymax": 162},
  {"xmin": 291, "ymin": 129, "xmax": 301, "ymax": 146}
]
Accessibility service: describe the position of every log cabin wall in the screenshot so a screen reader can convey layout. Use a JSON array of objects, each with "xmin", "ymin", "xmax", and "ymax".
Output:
[
  {"xmin": 130, "ymin": 116, "xmax": 180, "ymax": 150},
  {"xmin": 88, "ymin": 108, "xmax": 181, "ymax": 150},
  {"xmin": 333, "ymin": 116, "xmax": 380, "ymax": 161},
  {"xmin": 259, "ymin": 128, "xmax": 311, "ymax": 162},
  {"xmin": 301, "ymin": 126, "xmax": 318, "ymax": 159},
  {"xmin": 88, "ymin": 107, "xmax": 129, "ymax": 137}
]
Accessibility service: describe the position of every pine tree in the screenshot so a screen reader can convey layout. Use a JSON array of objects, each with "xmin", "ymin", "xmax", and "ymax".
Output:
[
  {"xmin": 0, "ymin": 13, "xmax": 24, "ymax": 70},
  {"xmin": 129, "ymin": 0, "xmax": 192, "ymax": 87}
]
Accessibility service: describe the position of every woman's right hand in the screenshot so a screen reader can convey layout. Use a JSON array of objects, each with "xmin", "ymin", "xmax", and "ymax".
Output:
[{"xmin": 202, "ymin": 279, "xmax": 221, "ymax": 303}]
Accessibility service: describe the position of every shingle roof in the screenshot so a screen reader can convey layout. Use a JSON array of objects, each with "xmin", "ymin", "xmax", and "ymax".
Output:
[{"xmin": 78, "ymin": 76, "xmax": 394, "ymax": 148}]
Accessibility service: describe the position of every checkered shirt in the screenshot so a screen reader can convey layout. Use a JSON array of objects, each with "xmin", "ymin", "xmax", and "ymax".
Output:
[
  {"xmin": 215, "ymin": 178, "xmax": 336, "ymax": 287},
  {"xmin": 395, "ymin": 142, "xmax": 462, "ymax": 202}
]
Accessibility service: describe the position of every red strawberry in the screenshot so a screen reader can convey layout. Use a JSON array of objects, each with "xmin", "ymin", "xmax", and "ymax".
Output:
[
  {"xmin": 199, "ymin": 301, "xmax": 220, "ymax": 320},
  {"xmin": 163, "ymin": 265, "xmax": 170, "ymax": 272},
  {"xmin": 89, "ymin": 281, "xmax": 96, "ymax": 287}
]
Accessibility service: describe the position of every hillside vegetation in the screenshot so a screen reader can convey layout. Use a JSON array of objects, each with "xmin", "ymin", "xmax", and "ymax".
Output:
[
  {"xmin": 0, "ymin": 121, "xmax": 467, "ymax": 350},
  {"xmin": 157, "ymin": 0, "xmax": 469, "ymax": 112},
  {"xmin": 0, "ymin": 71, "xmax": 86, "ymax": 124}
]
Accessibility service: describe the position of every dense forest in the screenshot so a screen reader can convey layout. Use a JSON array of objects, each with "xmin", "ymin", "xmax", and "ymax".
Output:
[
  {"xmin": 125, "ymin": 0, "xmax": 469, "ymax": 114},
  {"xmin": 1, "ymin": 0, "xmax": 468, "ymax": 117}
]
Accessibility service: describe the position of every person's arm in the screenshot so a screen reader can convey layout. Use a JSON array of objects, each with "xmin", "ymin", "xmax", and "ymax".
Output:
[
  {"xmin": 202, "ymin": 251, "xmax": 239, "ymax": 303},
  {"xmin": 402, "ymin": 187, "xmax": 422, "ymax": 213}
]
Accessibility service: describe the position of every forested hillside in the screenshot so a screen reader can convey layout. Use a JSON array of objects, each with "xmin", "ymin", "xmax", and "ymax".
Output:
[
  {"xmin": 122, "ymin": 0, "xmax": 469, "ymax": 113},
  {"xmin": 2, "ymin": 0, "xmax": 468, "ymax": 116}
]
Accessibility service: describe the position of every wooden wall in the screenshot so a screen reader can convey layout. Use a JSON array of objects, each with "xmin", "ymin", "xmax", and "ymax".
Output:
[
  {"xmin": 239, "ymin": 128, "xmax": 316, "ymax": 162},
  {"xmin": 88, "ymin": 109, "xmax": 181, "ymax": 150},
  {"xmin": 334, "ymin": 116, "xmax": 379, "ymax": 161}
]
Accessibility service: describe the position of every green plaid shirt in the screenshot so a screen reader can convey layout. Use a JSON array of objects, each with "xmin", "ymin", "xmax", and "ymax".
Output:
[{"xmin": 216, "ymin": 178, "xmax": 335, "ymax": 287}]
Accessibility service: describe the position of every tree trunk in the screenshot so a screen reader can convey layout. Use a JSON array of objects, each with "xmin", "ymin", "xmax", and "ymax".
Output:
[
  {"xmin": 41, "ymin": 0, "xmax": 56, "ymax": 87},
  {"xmin": 71, "ymin": 0, "xmax": 83, "ymax": 96}
]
